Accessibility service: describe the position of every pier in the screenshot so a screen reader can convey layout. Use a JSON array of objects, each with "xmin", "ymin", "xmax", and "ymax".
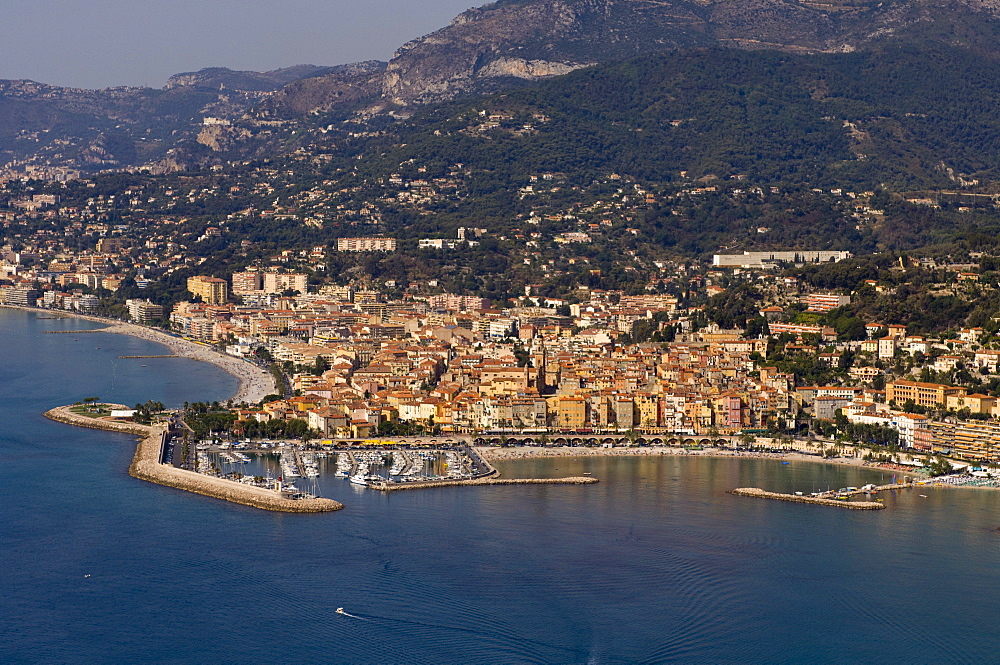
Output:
[
  {"xmin": 369, "ymin": 476, "xmax": 599, "ymax": 491},
  {"xmin": 729, "ymin": 487, "xmax": 886, "ymax": 509}
]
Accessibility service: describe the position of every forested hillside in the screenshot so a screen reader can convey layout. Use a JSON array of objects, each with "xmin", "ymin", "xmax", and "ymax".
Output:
[{"xmin": 333, "ymin": 43, "xmax": 1000, "ymax": 191}]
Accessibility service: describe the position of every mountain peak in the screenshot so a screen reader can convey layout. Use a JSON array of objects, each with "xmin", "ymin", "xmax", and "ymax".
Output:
[{"xmin": 264, "ymin": 0, "xmax": 1000, "ymax": 117}]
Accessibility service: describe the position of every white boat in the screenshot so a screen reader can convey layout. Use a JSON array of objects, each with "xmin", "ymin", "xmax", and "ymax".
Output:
[
  {"xmin": 336, "ymin": 607, "xmax": 346, "ymax": 615},
  {"xmin": 349, "ymin": 474, "xmax": 369, "ymax": 486}
]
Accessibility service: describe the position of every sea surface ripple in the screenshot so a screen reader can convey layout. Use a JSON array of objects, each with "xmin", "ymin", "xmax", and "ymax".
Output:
[{"xmin": 2, "ymin": 309, "xmax": 1000, "ymax": 664}]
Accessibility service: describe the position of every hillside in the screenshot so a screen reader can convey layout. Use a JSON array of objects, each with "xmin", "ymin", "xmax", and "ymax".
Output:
[
  {"xmin": 0, "ymin": 64, "xmax": 347, "ymax": 174},
  {"xmin": 319, "ymin": 42, "xmax": 1000, "ymax": 194},
  {"xmin": 5, "ymin": 0, "xmax": 1000, "ymax": 182},
  {"xmin": 262, "ymin": 0, "xmax": 1000, "ymax": 116}
]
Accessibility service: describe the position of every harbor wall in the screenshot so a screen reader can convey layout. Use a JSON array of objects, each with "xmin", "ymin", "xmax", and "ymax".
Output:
[
  {"xmin": 371, "ymin": 476, "xmax": 599, "ymax": 491},
  {"xmin": 44, "ymin": 406, "xmax": 342, "ymax": 513}
]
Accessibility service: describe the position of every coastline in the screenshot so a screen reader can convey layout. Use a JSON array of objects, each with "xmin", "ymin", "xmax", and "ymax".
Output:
[
  {"xmin": 44, "ymin": 405, "xmax": 342, "ymax": 513},
  {"xmin": 1, "ymin": 304, "xmax": 274, "ymax": 404},
  {"xmin": 478, "ymin": 445, "xmax": 926, "ymax": 478}
]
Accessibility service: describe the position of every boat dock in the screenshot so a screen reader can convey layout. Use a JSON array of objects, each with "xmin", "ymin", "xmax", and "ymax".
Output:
[
  {"xmin": 730, "ymin": 487, "xmax": 885, "ymax": 509},
  {"xmin": 728, "ymin": 485, "xmax": 907, "ymax": 510},
  {"xmin": 368, "ymin": 476, "xmax": 599, "ymax": 491}
]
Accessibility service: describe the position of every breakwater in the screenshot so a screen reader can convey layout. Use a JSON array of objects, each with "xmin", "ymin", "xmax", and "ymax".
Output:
[
  {"xmin": 370, "ymin": 476, "xmax": 599, "ymax": 491},
  {"xmin": 729, "ymin": 487, "xmax": 885, "ymax": 510},
  {"xmin": 44, "ymin": 406, "xmax": 342, "ymax": 513}
]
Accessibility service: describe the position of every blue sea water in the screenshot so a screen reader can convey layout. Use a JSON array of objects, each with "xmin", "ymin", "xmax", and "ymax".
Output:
[{"xmin": 2, "ymin": 307, "xmax": 1000, "ymax": 664}]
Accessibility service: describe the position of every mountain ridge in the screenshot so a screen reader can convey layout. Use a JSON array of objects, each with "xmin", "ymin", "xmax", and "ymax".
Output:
[
  {"xmin": 262, "ymin": 0, "xmax": 1000, "ymax": 117},
  {"xmin": 5, "ymin": 0, "xmax": 1000, "ymax": 173}
]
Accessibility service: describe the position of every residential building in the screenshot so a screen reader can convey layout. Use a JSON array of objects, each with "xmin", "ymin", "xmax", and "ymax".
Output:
[
  {"xmin": 886, "ymin": 380, "xmax": 966, "ymax": 408},
  {"xmin": 336, "ymin": 237, "xmax": 397, "ymax": 252},
  {"xmin": 186, "ymin": 276, "xmax": 228, "ymax": 305}
]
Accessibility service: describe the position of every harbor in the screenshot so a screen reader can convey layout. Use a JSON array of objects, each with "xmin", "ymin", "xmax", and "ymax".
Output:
[
  {"xmin": 43, "ymin": 403, "xmax": 601, "ymax": 511},
  {"xmin": 43, "ymin": 405, "xmax": 343, "ymax": 512},
  {"xmin": 196, "ymin": 439, "xmax": 601, "ymax": 493}
]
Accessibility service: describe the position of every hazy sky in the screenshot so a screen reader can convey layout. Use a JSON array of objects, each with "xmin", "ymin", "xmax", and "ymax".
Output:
[{"xmin": 1, "ymin": 0, "xmax": 481, "ymax": 89}]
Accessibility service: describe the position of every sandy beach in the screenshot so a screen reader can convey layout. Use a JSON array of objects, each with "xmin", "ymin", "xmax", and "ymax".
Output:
[{"xmin": 2, "ymin": 305, "xmax": 275, "ymax": 404}]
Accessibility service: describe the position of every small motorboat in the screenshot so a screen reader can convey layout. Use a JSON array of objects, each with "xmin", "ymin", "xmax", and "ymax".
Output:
[{"xmin": 336, "ymin": 607, "xmax": 346, "ymax": 615}]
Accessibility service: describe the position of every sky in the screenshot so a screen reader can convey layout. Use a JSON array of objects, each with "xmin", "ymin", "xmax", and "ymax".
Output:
[{"xmin": 0, "ymin": 0, "xmax": 482, "ymax": 89}]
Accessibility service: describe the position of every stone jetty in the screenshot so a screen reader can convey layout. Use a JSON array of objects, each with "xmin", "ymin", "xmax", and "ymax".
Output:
[
  {"xmin": 44, "ymin": 406, "xmax": 342, "ymax": 513},
  {"xmin": 369, "ymin": 476, "xmax": 599, "ymax": 491},
  {"xmin": 729, "ymin": 487, "xmax": 885, "ymax": 510},
  {"xmin": 118, "ymin": 355, "xmax": 178, "ymax": 359}
]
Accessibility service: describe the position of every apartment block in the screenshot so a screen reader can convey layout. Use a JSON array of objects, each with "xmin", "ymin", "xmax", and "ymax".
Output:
[
  {"xmin": 886, "ymin": 380, "xmax": 966, "ymax": 407},
  {"xmin": 336, "ymin": 237, "xmax": 397, "ymax": 252},
  {"xmin": 186, "ymin": 276, "xmax": 228, "ymax": 305}
]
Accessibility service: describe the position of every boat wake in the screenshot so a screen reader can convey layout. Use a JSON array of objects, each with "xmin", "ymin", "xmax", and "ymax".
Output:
[{"xmin": 340, "ymin": 609, "xmax": 586, "ymax": 660}]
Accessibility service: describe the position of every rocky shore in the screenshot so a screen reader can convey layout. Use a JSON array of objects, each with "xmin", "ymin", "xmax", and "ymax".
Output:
[{"xmin": 44, "ymin": 405, "xmax": 342, "ymax": 513}]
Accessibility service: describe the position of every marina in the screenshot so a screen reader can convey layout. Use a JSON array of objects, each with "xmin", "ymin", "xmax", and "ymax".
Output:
[
  {"xmin": 201, "ymin": 443, "xmax": 499, "ymax": 490},
  {"xmin": 44, "ymin": 398, "xmax": 598, "ymax": 511}
]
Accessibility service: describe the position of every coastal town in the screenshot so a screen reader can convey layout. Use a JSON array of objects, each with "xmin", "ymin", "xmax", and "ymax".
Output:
[
  {"xmin": 4, "ymin": 153, "xmax": 1000, "ymax": 481},
  {"xmin": 7, "ymin": 245, "xmax": 1000, "ymax": 474}
]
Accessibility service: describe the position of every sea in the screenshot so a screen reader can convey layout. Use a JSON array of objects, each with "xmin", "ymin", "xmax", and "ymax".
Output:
[{"xmin": 2, "ymin": 307, "xmax": 1000, "ymax": 665}]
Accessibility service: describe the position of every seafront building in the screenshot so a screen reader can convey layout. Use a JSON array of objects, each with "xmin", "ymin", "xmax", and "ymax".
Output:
[{"xmin": 126, "ymin": 299, "xmax": 164, "ymax": 323}]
